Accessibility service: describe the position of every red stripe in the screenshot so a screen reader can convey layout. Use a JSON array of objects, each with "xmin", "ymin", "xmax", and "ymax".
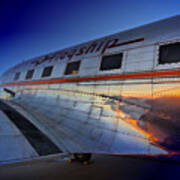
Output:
[
  {"xmin": 112, "ymin": 38, "xmax": 145, "ymax": 48},
  {"xmin": 1, "ymin": 69, "xmax": 180, "ymax": 87}
]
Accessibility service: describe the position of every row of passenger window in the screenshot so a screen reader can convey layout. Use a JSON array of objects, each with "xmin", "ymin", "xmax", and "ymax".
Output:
[
  {"xmin": 13, "ymin": 42, "xmax": 180, "ymax": 81},
  {"xmin": 14, "ymin": 60, "xmax": 84, "ymax": 81},
  {"xmin": 14, "ymin": 53, "xmax": 123, "ymax": 81}
]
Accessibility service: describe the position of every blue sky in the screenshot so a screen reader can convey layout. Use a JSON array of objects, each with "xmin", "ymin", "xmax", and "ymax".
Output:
[{"xmin": 0, "ymin": 0, "xmax": 179, "ymax": 74}]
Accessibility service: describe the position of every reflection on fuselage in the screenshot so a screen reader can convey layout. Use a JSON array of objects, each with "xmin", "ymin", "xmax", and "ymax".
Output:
[
  {"xmin": 6, "ymin": 76, "xmax": 180, "ymax": 154},
  {"xmin": 113, "ymin": 79, "xmax": 180, "ymax": 153}
]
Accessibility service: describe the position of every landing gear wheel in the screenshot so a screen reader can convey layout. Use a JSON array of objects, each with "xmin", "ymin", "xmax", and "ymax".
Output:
[{"xmin": 68, "ymin": 153, "xmax": 92, "ymax": 165}]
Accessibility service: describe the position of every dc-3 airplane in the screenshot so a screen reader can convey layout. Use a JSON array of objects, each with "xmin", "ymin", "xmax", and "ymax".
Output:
[{"xmin": 0, "ymin": 15, "xmax": 180, "ymax": 163}]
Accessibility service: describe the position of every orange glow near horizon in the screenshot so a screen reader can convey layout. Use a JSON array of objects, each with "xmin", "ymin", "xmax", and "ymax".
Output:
[{"xmin": 115, "ymin": 104, "xmax": 159, "ymax": 143}]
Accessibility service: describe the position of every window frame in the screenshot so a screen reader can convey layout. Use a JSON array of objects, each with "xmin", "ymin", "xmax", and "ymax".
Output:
[
  {"xmin": 41, "ymin": 66, "xmax": 53, "ymax": 78},
  {"xmin": 14, "ymin": 72, "xmax": 21, "ymax": 81},
  {"xmin": 64, "ymin": 60, "xmax": 81, "ymax": 76},
  {"xmin": 25, "ymin": 69, "xmax": 35, "ymax": 80},
  {"xmin": 158, "ymin": 42, "xmax": 180, "ymax": 65},
  {"xmin": 100, "ymin": 53, "xmax": 123, "ymax": 71}
]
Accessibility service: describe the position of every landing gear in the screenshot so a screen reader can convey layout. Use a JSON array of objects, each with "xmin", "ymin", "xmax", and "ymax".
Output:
[{"xmin": 68, "ymin": 153, "xmax": 92, "ymax": 165}]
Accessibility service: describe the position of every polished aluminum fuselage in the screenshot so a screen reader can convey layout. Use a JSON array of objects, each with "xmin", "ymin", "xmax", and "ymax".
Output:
[{"xmin": 1, "ymin": 15, "xmax": 180, "ymax": 154}]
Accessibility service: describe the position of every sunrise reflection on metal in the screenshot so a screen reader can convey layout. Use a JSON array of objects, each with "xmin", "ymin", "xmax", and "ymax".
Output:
[{"xmin": 1, "ymin": 15, "xmax": 180, "ymax": 163}]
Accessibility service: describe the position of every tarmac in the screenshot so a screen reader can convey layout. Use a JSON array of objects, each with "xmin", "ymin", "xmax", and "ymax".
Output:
[{"xmin": 0, "ymin": 154, "xmax": 180, "ymax": 180}]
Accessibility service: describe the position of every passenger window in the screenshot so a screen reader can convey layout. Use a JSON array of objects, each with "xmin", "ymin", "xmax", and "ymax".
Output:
[
  {"xmin": 100, "ymin": 53, "xmax": 123, "ymax": 71},
  {"xmin": 25, "ymin": 69, "xmax": 34, "ymax": 80},
  {"xmin": 41, "ymin": 66, "xmax": 53, "ymax": 77},
  {"xmin": 159, "ymin": 42, "xmax": 180, "ymax": 64},
  {"xmin": 64, "ymin": 61, "xmax": 81, "ymax": 75},
  {"xmin": 14, "ymin": 72, "xmax": 21, "ymax": 81}
]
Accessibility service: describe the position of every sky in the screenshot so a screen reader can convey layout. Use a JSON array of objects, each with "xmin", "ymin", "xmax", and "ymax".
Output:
[{"xmin": 0, "ymin": 0, "xmax": 179, "ymax": 74}]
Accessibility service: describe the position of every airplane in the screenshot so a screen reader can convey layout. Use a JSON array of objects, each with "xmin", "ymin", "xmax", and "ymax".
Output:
[{"xmin": 0, "ymin": 15, "xmax": 180, "ymax": 163}]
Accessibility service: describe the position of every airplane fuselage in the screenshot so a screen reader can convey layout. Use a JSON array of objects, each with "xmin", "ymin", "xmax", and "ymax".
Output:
[{"xmin": 1, "ymin": 15, "xmax": 180, "ymax": 154}]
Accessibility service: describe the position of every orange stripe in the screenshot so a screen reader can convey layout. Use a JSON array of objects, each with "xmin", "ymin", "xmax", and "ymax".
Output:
[{"xmin": 1, "ymin": 69, "xmax": 180, "ymax": 87}]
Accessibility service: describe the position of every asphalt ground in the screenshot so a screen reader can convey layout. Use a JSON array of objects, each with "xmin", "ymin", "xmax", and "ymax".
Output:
[{"xmin": 0, "ymin": 154, "xmax": 180, "ymax": 180}]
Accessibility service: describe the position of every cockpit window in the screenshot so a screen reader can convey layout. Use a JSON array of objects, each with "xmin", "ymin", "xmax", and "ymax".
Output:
[
  {"xmin": 159, "ymin": 42, "xmax": 180, "ymax": 64},
  {"xmin": 64, "ymin": 61, "xmax": 81, "ymax": 75},
  {"xmin": 100, "ymin": 53, "xmax": 123, "ymax": 71},
  {"xmin": 25, "ymin": 69, "xmax": 34, "ymax": 80},
  {"xmin": 14, "ymin": 72, "xmax": 21, "ymax": 81},
  {"xmin": 41, "ymin": 66, "xmax": 53, "ymax": 77}
]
